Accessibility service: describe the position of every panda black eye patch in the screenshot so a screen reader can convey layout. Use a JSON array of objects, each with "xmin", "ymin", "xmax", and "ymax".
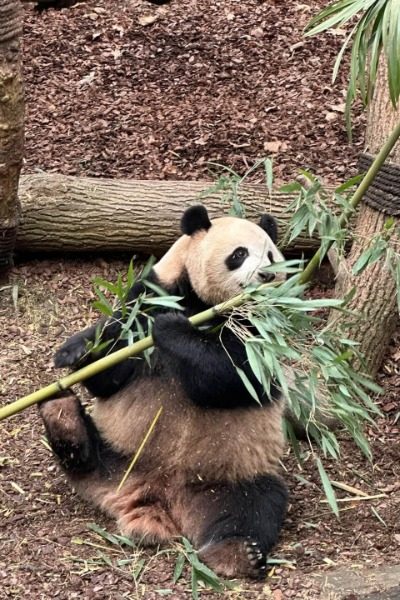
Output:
[
  {"xmin": 268, "ymin": 251, "xmax": 275, "ymax": 263},
  {"xmin": 225, "ymin": 247, "xmax": 249, "ymax": 270}
]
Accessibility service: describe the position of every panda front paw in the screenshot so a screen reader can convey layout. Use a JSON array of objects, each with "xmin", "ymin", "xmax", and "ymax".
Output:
[
  {"xmin": 54, "ymin": 335, "xmax": 89, "ymax": 369},
  {"xmin": 152, "ymin": 313, "xmax": 193, "ymax": 347}
]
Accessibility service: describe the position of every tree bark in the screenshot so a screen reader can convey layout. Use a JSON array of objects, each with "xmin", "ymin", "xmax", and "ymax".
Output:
[
  {"xmin": 16, "ymin": 173, "xmax": 339, "ymax": 254},
  {"xmin": 0, "ymin": 0, "xmax": 23, "ymax": 270},
  {"xmin": 329, "ymin": 64, "xmax": 400, "ymax": 376}
]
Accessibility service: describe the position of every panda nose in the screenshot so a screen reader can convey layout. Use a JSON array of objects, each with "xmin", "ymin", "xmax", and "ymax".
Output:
[{"xmin": 259, "ymin": 271, "xmax": 275, "ymax": 283}]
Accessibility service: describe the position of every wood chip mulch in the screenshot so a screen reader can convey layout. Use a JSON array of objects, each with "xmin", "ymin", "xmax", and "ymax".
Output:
[{"xmin": 23, "ymin": 0, "xmax": 364, "ymax": 184}]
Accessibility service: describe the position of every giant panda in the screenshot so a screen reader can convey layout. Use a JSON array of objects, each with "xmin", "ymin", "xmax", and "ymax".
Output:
[{"xmin": 39, "ymin": 205, "xmax": 288, "ymax": 580}]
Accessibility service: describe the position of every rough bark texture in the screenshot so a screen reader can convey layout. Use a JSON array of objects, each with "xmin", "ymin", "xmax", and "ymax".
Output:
[
  {"xmin": 17, "ymin": 173, "xmax": 338, "ymax": 254},
  {"xmin": 330, "ymin": 64, "xmax": 400, "ymax": 376},
  {"xmin": 0, "ymin": 0, "xmax": 23, "ymax": 269}
]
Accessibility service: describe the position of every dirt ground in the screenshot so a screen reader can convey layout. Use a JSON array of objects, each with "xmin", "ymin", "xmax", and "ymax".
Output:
[{"xmin": 1, "ymin": 0, "xmax": 399, "ymax": 599}]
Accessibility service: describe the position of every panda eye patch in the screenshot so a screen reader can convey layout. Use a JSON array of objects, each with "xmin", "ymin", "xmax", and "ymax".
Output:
[
  {"xmin": 225, "ymin": 247, "xmax": 249, "ymax": 271},
  {"xmin": 268, "ymin": 251, "xmax": 275, "ymax": 263}
]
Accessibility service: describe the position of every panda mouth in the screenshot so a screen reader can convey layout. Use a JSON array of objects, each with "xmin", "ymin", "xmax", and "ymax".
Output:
[{"xmin": 258, "ymin": 272, "xmax": 276, "ymax": 283}]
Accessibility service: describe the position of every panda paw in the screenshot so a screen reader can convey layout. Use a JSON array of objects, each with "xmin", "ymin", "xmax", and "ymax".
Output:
[
  {"xmin": 38, "ymin": 393, "xmax": 95, "ymax": 472},
  {"xmin": 54, "ymin": 335, "xmax": 88, "ymax": 368},
  {"xmin": 244, "ymin": 539, "xmax": 268, "ymax": 578},
  {"xmin": 152, "ymin": 313, "xmax": 193, "ymax": 345},
  {"xmin": 198, "ymin": 537, "xmax": 267, "ymax": 580}
]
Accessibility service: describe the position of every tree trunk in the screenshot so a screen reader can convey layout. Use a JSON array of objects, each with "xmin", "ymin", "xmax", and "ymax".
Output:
[
  {"xmin": 16, "ymin": 173, "xmax": 340, "ymax": 254},
  {"xmin": 0, "ymin": 0, "xmax": 23, "ymax": 270},
  {"xmin": 329, "ymin": 65, "xmax": 400, "ymax": 376}
]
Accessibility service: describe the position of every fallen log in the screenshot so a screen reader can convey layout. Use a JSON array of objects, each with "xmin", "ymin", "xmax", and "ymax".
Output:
[{"xmin": 17, "ymin": 173, "xmax": 336, "ymax": 255}]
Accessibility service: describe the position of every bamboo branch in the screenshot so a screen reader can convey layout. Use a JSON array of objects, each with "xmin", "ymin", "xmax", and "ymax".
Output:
[
  {"xmin": 1, "ymin": 120, "xmax": 399, "ymax": 422},
  {"xmin": 299, "ymin": 119, "xmax": 400, "ymax": 284}
]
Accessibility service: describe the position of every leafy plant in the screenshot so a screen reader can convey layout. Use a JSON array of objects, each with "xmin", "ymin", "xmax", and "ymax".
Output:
[
  {"xmin": 73, "ymin": 525, "xmax": 233, "ymax": 599},
  {"xmin": 281, "ymin": 171, "xmax": 400, "ymax": 308},
  {"xmin": 86, "ymin": 257, "xmax": 183, "ymax": 365},
  {"xmin": 173, "ymin": 538, "xmax": 236, "ymax": 599},
  {"xmin": 280, "ymin": 171, "xmax": 361, "ymax": 260},
  {"xmin": 226, "ymin": 264, "xmax": 381, "ymax": 466},
  {"xmin": 305, "ymin": 0, "xmax": 400, "ymax": 133},
  {"xmin": 199, "ymin": 157, "xmax": 274, "ymax": 218}
]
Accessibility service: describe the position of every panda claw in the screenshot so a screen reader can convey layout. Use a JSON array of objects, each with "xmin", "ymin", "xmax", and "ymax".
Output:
[{"xmin": 244, "ymin": 539, "xmax": 267, "ymax": 575}]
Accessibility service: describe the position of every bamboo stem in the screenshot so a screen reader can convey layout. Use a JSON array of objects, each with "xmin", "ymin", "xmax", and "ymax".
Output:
[
  {"xmin": 300, "ymin": 122, "xmax": 400, "ymax": 283},
  {"xmin": 0, "ymin": 297, "xmax": 247, "ymax": 421},
  {"xmin": 299, "ymin": 118, "xmax": 400, "ymax": 284},
  {"xmin": 0, "ymin": 120, "xmax": 399, "ymax": 422},
  {"xmin": 116, "ymin": 406, "xmax": 163, "ymax": 491}
]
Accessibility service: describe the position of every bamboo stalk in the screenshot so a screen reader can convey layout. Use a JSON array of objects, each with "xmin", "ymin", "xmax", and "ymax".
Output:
[
  {"xmin": 0, "ymin": 293, "xmax": 251, "ymax": 421},
  {"xmin": 299, "ymin": 119, "xmax": 400, "ymax": 284},
  {"xmin": 0, "ymin": 120, "xmax": 399, "ymax": 422},
  {"xmin": 320, "ymin": 493, "xmax": 387, "ymax": 503},
  {"xmin": 116, "ymin": 406, "xmax": 163, "ymax": 491}
]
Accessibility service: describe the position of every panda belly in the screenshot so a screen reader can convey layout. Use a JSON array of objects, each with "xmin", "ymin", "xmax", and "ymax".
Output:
[{"xmin": 92, "ymin": 376, "xmax": 285, "ymax": 482}]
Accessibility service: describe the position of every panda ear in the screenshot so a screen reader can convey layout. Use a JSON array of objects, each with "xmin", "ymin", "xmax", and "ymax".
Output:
[
  {"xmin": 259, "ymin": 215, "xmax": 278, "ymax": 244},
  {"xmin": 181, "ymin": 205, "xmax": 212, "ymax": 235}
]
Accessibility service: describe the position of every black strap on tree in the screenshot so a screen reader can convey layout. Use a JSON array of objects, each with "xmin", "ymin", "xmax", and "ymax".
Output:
[{"xmin": 358, "ymin": 153, "xmax": 400, "ymax": 217}]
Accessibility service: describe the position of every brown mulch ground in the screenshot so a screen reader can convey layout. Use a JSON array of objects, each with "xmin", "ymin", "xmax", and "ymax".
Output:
[
  {"xmin": 23, "ymin": 0, "xmax": 365, "ymax": 183},
  {"xmin": 1, "ymin": 0, "xmax": 399, "ymax": 599}
]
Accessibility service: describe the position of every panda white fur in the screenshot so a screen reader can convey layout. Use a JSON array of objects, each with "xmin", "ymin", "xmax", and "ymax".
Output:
[{"xmin": 39, "ymin": 205, "xmax": 288, "ymax": 579}]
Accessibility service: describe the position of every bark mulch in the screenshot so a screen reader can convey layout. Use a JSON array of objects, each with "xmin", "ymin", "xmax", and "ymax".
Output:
[
  {"xmin": 1, "ymin": 0, "xmax": 399, "ymax": 599},
  {"xmin": 23, "ymin": 0, "xmax": 364, "ymax": 184}
]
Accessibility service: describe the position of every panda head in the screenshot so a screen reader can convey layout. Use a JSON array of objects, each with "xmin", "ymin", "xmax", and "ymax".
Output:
[{"xmin": 155, "ymin": 205, "xmax": 285, "ymax": 306}]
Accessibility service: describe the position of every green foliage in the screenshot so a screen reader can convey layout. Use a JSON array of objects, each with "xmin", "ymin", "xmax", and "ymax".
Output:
[
  {"xmin": 316, "ymin": 457, "xmax": 339, "ymax": 517},
  {"xmin": 88, "ymin": 257, "xmax": 183, "ymax": 365},
  {"xmin": 305, "ymin": 0, "xmax": 400, "ymax": 133},
  {"xmin": 226, "ymin": 265, "xmax": 383, "ymax": 514},
  {"xmin": 200, "ymin": 157, "xmax": 275, "ymax": 218},
  {"xmin": 177, "ymin": 538, "xmax": 236, "ymax": 598},
  {"xmin": 228, "ymin": 267, "xmax": 381, "ymax": 451},
  {"xmin": 280, "ymin": 171, "xmax": 360, "ymax": 260},
  {"xmin": 82, "ymin": 525, "xmax": 233, "ymax": 597}
]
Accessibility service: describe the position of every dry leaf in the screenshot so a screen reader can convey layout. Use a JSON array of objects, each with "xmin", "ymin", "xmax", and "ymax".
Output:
[
  {"xmin": 138, "ymin": 13, "xmax": 159, "ymax": 26},
  {"xmin": 330, "ymin": 103, "xmax": 346, "ymax": 113},
  {"xmin": 325, "ymin": 112, "xmax": 337, "ymax": 122},
  {"xmin": 264, "ymin": 141, "xmax": 287, "ymax": 153}
]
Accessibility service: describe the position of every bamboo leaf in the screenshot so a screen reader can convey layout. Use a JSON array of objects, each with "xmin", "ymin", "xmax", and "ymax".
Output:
[
  {"xmin": 88, "ymin": 523, "xmax": 122, "ymax": 546},
  {"xmin": 316, "ymin": 458, "xmax": 339, "ymax": 517},
  {"xmin": 173, "ymin": 554, "xmax": 185, "ymax": 583},
  {"xmin": 236, "ymin": 368, "xmax": 261, "ymax": 404}
]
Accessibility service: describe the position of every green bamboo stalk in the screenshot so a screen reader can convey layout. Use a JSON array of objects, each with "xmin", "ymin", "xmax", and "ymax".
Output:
[
  {"xmin": 0, "ymin": 292, "xmax": 250, "ymax": 421},
  {"xmin": 0, "ymin": 120, "xmax": 399, "ymax": 422},
  {"xmin": 299, "ymin": 118, "xmax": 400, "ymax": 284}
]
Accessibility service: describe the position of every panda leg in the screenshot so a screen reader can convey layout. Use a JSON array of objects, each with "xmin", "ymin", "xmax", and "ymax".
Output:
[
  {"xmin": 103, "ymin": 480, "xmax": 180, "ymax": 546},
  {"xmin": 174, "ymin": 475, "xmax": 288, "ymax": 579},
  {"xmin": 38, "ymin": 392, "xmax": 103, "ymax": 474},
  {"xmin": 39, "ymin": 394, "xmax": 179, "ymax": 544}
]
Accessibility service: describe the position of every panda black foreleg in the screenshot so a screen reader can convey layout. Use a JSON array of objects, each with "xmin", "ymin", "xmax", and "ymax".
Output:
[
  {"xmin": 179, "ymin": 474, "xmax": 288, "ymax": 579},
  {"xmin": 54, "ymin": 277, "xmax": 159, "ymax": 398},
  {"xmin": 39, "ymin": 392, "xmax": 105, "ymax": 474},
  {"xmin": 153, "ymin": 313, "xmax": 270, "ymax": 408}
]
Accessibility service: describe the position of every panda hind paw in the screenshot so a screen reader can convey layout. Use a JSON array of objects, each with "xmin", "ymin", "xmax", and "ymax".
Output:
[
  {"xmin": 39, "ymin": 394, "xmax": 94, "ymax": 472},
  {"xmin": 198, "ymin": 537, "xmax": 267, "ymax": 580},
  {"xmin": 244, "ymin": 538, "xmax": 268, "ymax": 577}
]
